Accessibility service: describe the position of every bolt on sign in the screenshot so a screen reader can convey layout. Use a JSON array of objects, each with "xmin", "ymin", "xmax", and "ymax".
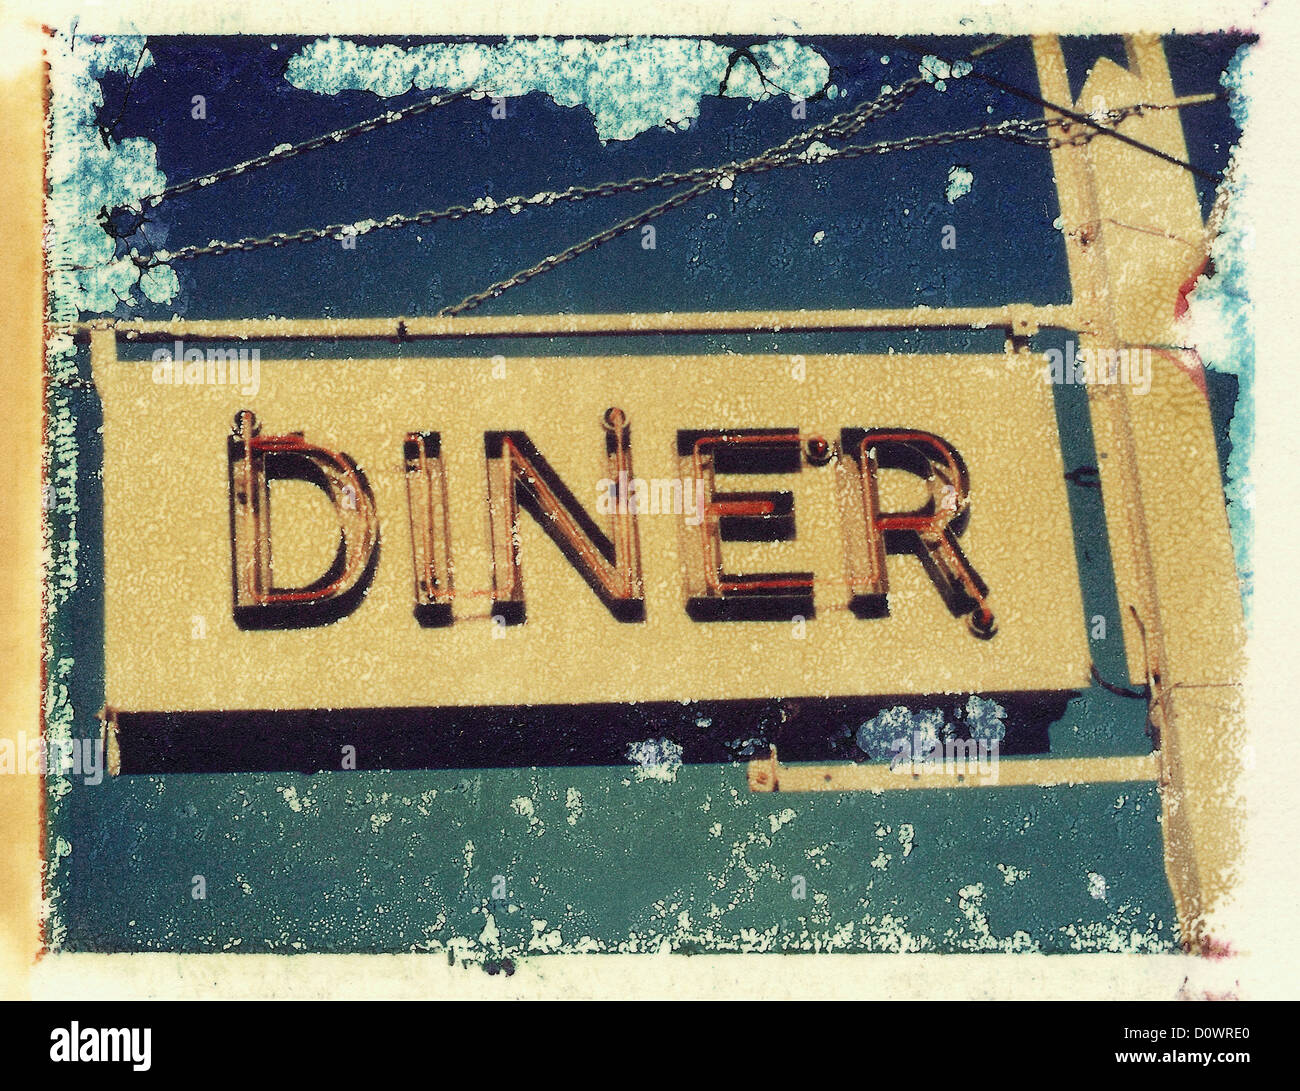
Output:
[{"xmin": 31, "ymin": 22, "xmax": 1252, "ymax": 971}]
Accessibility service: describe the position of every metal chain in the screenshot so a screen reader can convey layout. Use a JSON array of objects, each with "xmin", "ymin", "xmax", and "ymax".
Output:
[
  {"xmin": 434, "ymin": 109, "xmax": 1165, "ymax": 316},
  {"xmin": 136, "ymin": 77, "xmax": 928, "ymax": 268},
  {"xmin": 435, "ymin": 77, "xmax": 939, "ymax": 315},
  {"xmin": 438, "ymin": 180, "xmax": 717, "ymax": 316},
  {"xmin": 125, "ymin": 89, "xmax": 475, "ymax": 213},
  {"xmin": 130, "ymin": 97, "xmax": 1179, "ymax": 273},
  {"xmin": 438, "ymin": 96, "xmax": 1206, "ymax": 317},
  {"xmin": 94, "ymin": 37, "xmax": 1012, "ymax": 249}
]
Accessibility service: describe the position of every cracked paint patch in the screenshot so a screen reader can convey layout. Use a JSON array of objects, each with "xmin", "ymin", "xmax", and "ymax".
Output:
[
  {"xmin": 918, "ymin": 54, "xmax": 972, "ymax": 93},
  {"xmin": 46, "ymin": 32, "xmax": 177, "ymax": 311},
  {"xmin": 854, "ymin": 697, "xmax": 1006, "ymax": 760},
  {"xmin": 627, "ymin": 738, "xmax": 684, "ymax": 782},
  {"xmin": 998, "ymin": 863, "xmax": 1030, "ymax": 885},
  {"xmin": 945, "ymin": 164, "xmax": 974, "ymax": 203},
  {"xmin": 284, "ymin": 36, "xmax": 835, "ymax": 143}
]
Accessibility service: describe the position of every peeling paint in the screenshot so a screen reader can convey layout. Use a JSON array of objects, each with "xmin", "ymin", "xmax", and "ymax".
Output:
[
  {"xmin": 945, "ymin": 164, "xmax": 974, "ymax": 203},
  {"xmin": 627, "ymin": 738, "xmax": 684, "ymax": 782},
  {"xmin": 1181, "ymin": 43, "xmax": 1255, "ymax": 616},
  {"xmin": 285, "ymin": 36, "xmax": 834, "ymax": 143}
]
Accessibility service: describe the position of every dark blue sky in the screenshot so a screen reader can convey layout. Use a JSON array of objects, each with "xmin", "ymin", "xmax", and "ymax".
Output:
[{"xmin": 94, "ymin": 34, "xmax": 1246, "ymax": 324}]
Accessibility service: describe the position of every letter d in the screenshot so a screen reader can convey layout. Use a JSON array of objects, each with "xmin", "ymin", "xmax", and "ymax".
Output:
[{"xmin": 228, "ymin": 410, "xmax": 379, "ymax": 629}]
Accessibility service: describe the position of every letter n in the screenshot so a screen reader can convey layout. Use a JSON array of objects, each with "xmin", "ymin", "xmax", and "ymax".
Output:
[{"xmin": 484, "ymin": 408, "xmax": 644, "ymax": 624}]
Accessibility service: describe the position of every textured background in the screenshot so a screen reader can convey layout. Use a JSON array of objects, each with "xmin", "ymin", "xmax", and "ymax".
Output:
[{"xmin": 44, "ymin": 32, "xmax": 1247, "ymax": 957}]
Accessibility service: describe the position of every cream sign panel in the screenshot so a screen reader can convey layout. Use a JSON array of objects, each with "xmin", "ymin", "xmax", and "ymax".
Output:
[{"xmin": 97, "ymin": 347, "xmax": 1088, "ymax": 716}]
